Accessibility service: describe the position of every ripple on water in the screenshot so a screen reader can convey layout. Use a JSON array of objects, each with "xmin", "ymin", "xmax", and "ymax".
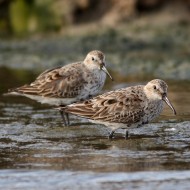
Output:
[
  {"xmin": 1, "ymin": 68, "xmax": 190, "ymax": 189},
  {"xmin": 0, "ymin": 170, "xmax": 190, "ymax": 190}
]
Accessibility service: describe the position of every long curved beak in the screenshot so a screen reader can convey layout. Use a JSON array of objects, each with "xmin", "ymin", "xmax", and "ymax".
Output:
[
  {"xmin": 162, "ymin": 96, "xmax": 176, "ymax": 115},
  {"xmin": 101, "ymin": 65, "xmax": 114, "ymax": 81}
]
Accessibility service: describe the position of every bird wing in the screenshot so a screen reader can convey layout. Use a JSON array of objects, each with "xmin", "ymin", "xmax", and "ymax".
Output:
[
  {"xmin": 9, "ymin": 63, "xmax": 87, "ymax": 98},
  {"xmin": 35, "ymin": 66, "xmax": 62, "ymax": 80},
  {"xmin": 65, "ymin": 86, "xmax": 146, "ymax": 124}
]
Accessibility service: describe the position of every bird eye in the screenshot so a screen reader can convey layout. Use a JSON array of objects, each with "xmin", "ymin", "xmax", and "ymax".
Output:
[
  {"xmin": 153, "ymin": 85, "xmax": 157, "ymax": 90},
  {"xmin": 92, "ymin": 57, "xmax": 95, "ymax": 61}
]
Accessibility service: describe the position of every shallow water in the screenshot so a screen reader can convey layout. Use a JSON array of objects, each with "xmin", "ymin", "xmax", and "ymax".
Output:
[
  {"xmin": 1, "ymin": 170, "xmax": 190, "ymax": 190},
  {"xmin": 0, "ymin": 67, "xmax": 190, "ymax": 189}
]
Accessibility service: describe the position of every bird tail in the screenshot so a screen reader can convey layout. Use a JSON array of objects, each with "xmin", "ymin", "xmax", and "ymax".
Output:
[
  {"xmin": 6, "ymin": 85, "xmax": 39, "ymax": 96},
  {"xmin": 56, "ymin": 102, "xmax": 94, "ymax": 118}
]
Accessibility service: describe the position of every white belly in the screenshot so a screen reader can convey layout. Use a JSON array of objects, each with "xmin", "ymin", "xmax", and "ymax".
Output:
[
  {"xmin": 79, "ymin": 71, "xmax": 106, "ymax": 100},
  {"xmin": 11, "ymin": 92, "xmax": 77, "ymax": 106}
]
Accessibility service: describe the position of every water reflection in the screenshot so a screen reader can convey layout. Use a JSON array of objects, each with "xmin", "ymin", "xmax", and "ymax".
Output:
[{"xmin": 0, "ymin": 67, "xmax": 190, "ymax": 174}]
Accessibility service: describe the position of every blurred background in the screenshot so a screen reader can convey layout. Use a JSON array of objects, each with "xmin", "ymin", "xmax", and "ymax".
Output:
[
  {"xmin": 0, "ymin": 0, "xmax": 190, "ymax": 85},
  {"xmin": 1, "ymin": 0, "xmax": 190, "ymax": 36}
]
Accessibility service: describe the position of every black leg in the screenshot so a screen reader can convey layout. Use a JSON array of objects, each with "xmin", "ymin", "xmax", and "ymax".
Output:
[
  {"xmin": 59, "ymin": 110, "xmax": 68, "ymax": 126},
  {"xmin": 65, "ymin": 112, "xmax": 70, "ymax": 126},
  {"xmin": 125, "ymin": 130, "xmax": 129, "ymax": 140},
  {"xmin": 109, "ymin": 130, "xmax": 115, "ymax": 139},
  {"xmin": 142, "ymin": 121, "xmax": 148, "ymax": 125}
]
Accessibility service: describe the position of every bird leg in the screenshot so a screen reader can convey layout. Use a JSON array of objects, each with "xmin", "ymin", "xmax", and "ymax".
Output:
[
  {"xmin": 59, "ymin": 110, "xmax": 68, "ymax": 126},
  {"xmin": 65, "ymin": 112, "xmax": 70, "ymax": 126},
  {"xmin": 108, "ymin": 130, "xmax": 115, "ymax": 139},
  {"xmin": 125, "ymin": 130, "xmax": 129, "ymax": 140}
]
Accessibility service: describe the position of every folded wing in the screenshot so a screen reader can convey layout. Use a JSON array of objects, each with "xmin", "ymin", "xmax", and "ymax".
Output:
[
  {"xmin": 65, "ymin": 87, "xmax": 146, "ymax": 124},
  {"xmin": 9, "ymin": 63, "xmax": 86, "ymax": 98}
]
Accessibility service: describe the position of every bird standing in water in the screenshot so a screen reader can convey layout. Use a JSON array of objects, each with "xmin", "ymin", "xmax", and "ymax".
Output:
[
  {"xmin": 8, "ymin": 50, "xmax": 113, "ymax": 126},
  {"xmin": 60, "ymin": 79, "xmax": 176, "ymax": 138}
]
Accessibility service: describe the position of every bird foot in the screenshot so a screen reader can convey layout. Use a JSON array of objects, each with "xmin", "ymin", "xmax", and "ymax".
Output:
[{"xmin": 108, "ymin": 131, "xmax": 115, "ymax": 139}]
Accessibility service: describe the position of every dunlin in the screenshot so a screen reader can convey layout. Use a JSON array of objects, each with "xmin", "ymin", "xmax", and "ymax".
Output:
[
  {"xmin": 60, "ymin": 79, "xmax": 176, "ymax": 139},
  {"xmin": 8, "ymin": 50, "xmax": 113, "ymax": 126}
]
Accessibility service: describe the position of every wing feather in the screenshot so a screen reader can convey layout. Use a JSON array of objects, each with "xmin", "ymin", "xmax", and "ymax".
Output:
[
  {"xmin": 66, "ymin": 86, "xmax": 146, "ymax": 124},
  {"xmin": 9, "ymin": 62, "xmax": 87, "ymax": 98}
]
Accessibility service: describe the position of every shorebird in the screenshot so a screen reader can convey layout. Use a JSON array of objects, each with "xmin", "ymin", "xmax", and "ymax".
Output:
[
  {"xmin": 60, "ymin": 79, "xmax": 176, "ymax": 139},
  {"xmin": 8, "ymin": 50, "xmax": 113, "ymax": 126}
]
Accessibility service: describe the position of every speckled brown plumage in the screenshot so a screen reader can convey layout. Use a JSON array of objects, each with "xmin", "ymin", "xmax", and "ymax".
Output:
[
  {"xmin": 13, "ymin": 63, "xmax": 87, "ymax": 98},
  {"xmin": 62, "ymin": 79, "xmax": 176, "ymax": 139},
  {"xmin": 8, "ymin": 50, "xmax": 113, "ymax": 126}
]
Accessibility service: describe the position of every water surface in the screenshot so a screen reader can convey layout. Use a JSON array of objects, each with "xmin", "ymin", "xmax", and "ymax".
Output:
[{"xmin": 0, "ymin": 67, "xmax": 190, "ymax": 190}]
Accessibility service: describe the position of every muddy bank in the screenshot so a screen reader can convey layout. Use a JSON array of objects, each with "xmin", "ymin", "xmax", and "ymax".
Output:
[{"xmin": 0, "ymin": 22, "xmax": 190, "ymax": 81}]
